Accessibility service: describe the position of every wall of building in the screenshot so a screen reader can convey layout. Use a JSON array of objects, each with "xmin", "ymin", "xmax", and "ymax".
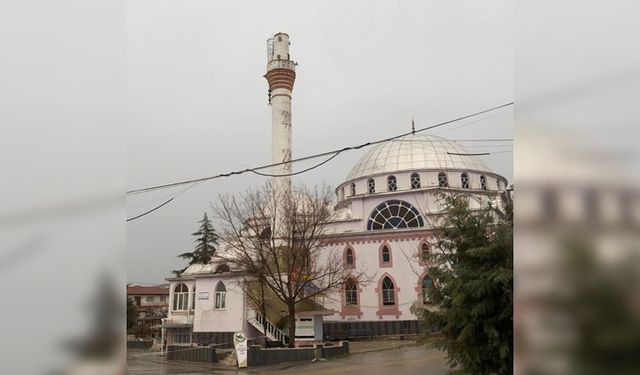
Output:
[
  {"xmin": 323, "ymin": 186, "xmax": 504, "ymax": 324},
  {"xmin": 192, "ymin": 276, "xmax": 245, "ymax": 333},
  {"xmin": 321, "ymin": 235, "xmax": 430, "ymax": 323}
]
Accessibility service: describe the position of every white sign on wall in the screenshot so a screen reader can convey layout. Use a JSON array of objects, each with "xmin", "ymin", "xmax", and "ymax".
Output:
[
  {"xmin": 233, "ymin": 331, "xmax": 248, "ymax": 368},
  {"xmin": 197, "ymin": 292, "xmax": 209, "ymax": 300}
]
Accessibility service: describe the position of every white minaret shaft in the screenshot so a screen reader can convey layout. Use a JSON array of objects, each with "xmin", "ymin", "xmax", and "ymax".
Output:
[{"xmin": 265, "ymin": 33, "xmax": 296, "ymax": 197}]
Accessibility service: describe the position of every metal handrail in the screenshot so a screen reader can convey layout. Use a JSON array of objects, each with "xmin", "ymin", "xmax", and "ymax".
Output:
[{"xmin": 253, "ymin": 311, "xmax": 288, "ymax": 344}]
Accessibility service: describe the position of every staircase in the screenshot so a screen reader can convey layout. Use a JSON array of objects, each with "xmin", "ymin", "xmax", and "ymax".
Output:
[{"xmin": 247, "ymin": 310, "xmax": 288, "ymax": 345}]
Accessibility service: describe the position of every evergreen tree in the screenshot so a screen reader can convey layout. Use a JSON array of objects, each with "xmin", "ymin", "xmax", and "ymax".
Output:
[
  {"xmin": 173, "ymin": 212, "xmax": 219, "ymax": 276},
  {"xmin": 126, "ymin": 296, "xmax": 138, "ymax": 331},
  {"xmin": 413, "ymin": 194, "xmax": 513, "ymax": 374}
]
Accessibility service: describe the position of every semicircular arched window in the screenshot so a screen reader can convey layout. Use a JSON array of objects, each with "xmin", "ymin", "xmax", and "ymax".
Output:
[
  {"xmin": 215, "ymin": 264, "xmax": 230, "ymax": 273},
  {"xmin": 172, "ymin": 283, "xmax": 189, "ymax": 311},
  {"xmin": 214, "ymin": 281, "xmax": 226, "ymax": 309},
  {"xmin": 367, "ymin": 200, "xmax": 425, "ymax": 230}
]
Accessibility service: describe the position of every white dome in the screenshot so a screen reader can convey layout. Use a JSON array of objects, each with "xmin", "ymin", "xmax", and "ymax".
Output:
[
  {"xmin": 181, "ymin": 263, "xmax": 214, "ymax": 275},
  {"xmin": 345, "ymin": 134, "xmax": 492, "ymax": 181}
]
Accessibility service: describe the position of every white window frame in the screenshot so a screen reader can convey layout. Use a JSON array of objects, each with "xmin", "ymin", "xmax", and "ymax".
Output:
[
  {"xmin": 172, "ymin": 283, "xmax": 189, "ymax": 311},
  {"xmin": 214, "ymin": 282, "xmax": 226, "ymax": 310}
]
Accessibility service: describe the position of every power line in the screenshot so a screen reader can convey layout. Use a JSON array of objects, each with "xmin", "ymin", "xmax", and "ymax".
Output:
[
  {"xmin": 127, "ymin": 197, "xmax": 175, "ymax": 222},
  {"xmin": 127, "ymin": 102, "xmax": 513, "ymax": 195},
  {"xmin": 126, "ymin": 103, "xmax": 513, "ymax": 221},
  {"xmin": 251, "ymin": 150, "xmax": 343, "ymax": 178}
]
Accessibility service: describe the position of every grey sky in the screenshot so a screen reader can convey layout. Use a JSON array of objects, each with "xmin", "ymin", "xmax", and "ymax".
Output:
[{"xmin": 127, "ymin": 0, "xmax": 513, "ymax": 284}]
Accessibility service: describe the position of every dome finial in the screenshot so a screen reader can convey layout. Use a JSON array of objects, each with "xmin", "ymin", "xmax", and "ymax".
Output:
[{"xmin": 411, "ymin": 118, "xmax": 416, "ymax": 135}]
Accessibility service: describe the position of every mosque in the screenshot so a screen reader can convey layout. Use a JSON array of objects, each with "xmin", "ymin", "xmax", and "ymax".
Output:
[{"xmin": 162, "ymin": 33, "xmax": 509, "ymax": 348}]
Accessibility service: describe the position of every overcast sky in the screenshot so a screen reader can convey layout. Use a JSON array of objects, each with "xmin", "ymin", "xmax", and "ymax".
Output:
[{"xmin": 126, "ymin": 0, "xmax": 513, "ymax": 284}]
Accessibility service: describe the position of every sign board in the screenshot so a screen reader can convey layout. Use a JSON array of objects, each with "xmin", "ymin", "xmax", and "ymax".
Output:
[
  {"xmin": 197, "ymin": 292, "xmax": 209, "ymax": 300},
  {"xmin": 233, "ymin": 331, "xmax": 248, "ymax": 368}
]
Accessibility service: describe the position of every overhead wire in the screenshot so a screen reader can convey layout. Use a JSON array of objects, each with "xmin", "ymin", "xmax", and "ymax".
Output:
[
  {"xmin": 251, "ymin": 150, "xmax": 343, "ymax": 178},
  {"xmin": 127, "ymin": 102, "xmax": 513, "ymax": 195},
  {"xmin": 126, "ymin": 102, "xmax": 513, "ymax": 221}
]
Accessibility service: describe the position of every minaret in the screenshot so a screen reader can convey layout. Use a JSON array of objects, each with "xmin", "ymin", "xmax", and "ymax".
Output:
[{"xmin": 265, "ymin": 33, "xmax": 296, "ymax": 196}]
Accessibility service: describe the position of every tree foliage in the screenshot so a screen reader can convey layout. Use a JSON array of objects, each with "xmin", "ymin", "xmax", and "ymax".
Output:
[
  {"xmin": 173, "ymin": 212, "xmax": 219, "ymax": 276},
  {"xmin": 127, "ymin": 296, "xmax": 138, "ymax": 331},
  {"xmin": 413, "ymin": 194, "xmax": 513, "ymax": 374}
]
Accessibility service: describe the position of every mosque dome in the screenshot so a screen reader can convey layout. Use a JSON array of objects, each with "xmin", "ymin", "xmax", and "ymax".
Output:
[{"xmin": 345, "ymin": 133, "xmax": 492, "ymax": 182}]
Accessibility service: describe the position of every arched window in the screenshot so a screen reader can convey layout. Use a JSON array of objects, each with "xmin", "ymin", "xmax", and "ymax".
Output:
[
  {"xmin": 381, "ymin": 245, "xmax": 391, "ymax": 264},
  {"xmin": 420, "ymin": 242, "xmax": 430, "ymax": 263},
  {"xmin": 345, "ymin": 247, "xmax": 355, "ymax": 268},
  {"xmin": 368, "ymin": 178, "xmax": 375, "ymax": 194},
  {"xmin": 172, "ymin": 283, "xmax": 189, "ymax": 311},
  {"xmin": 480, "ymin": 175, "xmax": 487, "ymax": 190},
  {"xmin": 381, "ymin": 277, "xmax": 395, "ymax": 306},
  {"xmin": 260, "ymin": 226, "xmax": 272, "ymax": 240},
  {"xmin": 438, "ymin": 172, "xmax": 448, "ymax": 187},
  {"xmin": 345, "ymin": 279, "xmax": 358, "ymax": 306},
  {"xmin": 215, "ymin": 264, "xmax": 230, "ymax": 273},
  {"xmin": 461, "ymin": 173, "xmax": 470, "ymax": 189},
  {"xmin": 214, "ymin": 282, "xmax": 226, "ymax": 309},
  {"xmin": 410, "ymin": 173, "xmax": 421, "ymax": 189},
  {"xmin": 379, "ymin": 244, "xmax": 393, "ymax": 267},
  {"xmin": 191, "ymin": 285, "xmax": 196, "ymax": 310},
  {"xmin": 422, "ymin": 275, "xmax": 433, "ymax": 304},
  {"xmin": 367, "ymin": 200, "xmax": 425, "ymax": 230},
  {"xmin": 387, "ymin": 175, "xmax": 397, "ymax": 191},
  {"xmin": 350, "ymin": 183, "xmax": 356, "ymax": 196}
]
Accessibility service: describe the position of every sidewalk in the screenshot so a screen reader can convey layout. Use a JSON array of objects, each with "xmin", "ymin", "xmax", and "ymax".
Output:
[
  {"xmin": 348, "ymin": 339, "xmax": 419, "ymax": 354},
  {"xmin": 126, "ymin": 339, "xmax": 427, "ymax": 374}
]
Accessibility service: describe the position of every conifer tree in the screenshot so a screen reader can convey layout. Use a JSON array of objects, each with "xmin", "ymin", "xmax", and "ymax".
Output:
[
  {"xmin": 413, "ymin": 194, "xmax": 513, "ymax": 374},
  {"xmin": 173, "ymin": 212, "xmax": 219, "ymax": 276}
]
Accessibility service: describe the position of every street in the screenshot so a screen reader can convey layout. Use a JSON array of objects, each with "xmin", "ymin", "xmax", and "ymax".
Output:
[{"xmin": 127, "ymin": 345, "xmax": 451, "ymax": 374}]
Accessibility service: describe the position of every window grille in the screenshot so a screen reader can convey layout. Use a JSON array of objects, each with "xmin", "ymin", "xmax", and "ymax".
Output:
[
  {"xmin": 438, "ymin": 172, "xmax": 448, "ymax": 187},
  {"xmin": 410, "ymin": 173, "xmax": 421, "ymax": 189}
]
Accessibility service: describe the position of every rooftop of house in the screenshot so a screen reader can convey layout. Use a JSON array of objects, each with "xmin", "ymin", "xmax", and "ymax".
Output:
[{"xmin": 127, "ymin": 285, "xmax": 170, "ymax": 296}]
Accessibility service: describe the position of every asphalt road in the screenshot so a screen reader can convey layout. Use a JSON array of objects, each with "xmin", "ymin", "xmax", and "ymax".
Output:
[{"xmin": 127, "ymin": 345, "xmax": 451, "ymax": 374}]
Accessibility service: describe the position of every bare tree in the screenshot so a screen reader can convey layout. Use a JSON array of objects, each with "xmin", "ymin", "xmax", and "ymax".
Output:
[{"xmin": 213, "ymin": 182, "xmax": 366, "ymax": 347}]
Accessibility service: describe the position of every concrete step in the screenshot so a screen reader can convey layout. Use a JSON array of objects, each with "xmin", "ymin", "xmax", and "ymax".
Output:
[{"xmin": 218, "ymin": 350, "xmax": 237, "ymax": 366}]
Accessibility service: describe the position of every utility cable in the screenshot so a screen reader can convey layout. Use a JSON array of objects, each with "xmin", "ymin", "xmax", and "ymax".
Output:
[
  {"xmin": 126, "ymin": 103, "xmax": 513, "ymax": 221},
  {"xmin": 127, "ymin": 102, "xmax": 513, "ymax": 195},
  {"xmin": 251, "ymin": 150, "xmax": 343, "ymax": 178}
]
